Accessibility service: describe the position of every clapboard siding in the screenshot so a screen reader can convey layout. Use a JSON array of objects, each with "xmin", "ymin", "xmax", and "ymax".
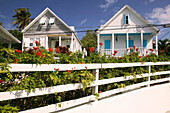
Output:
[{"xmin": 25, "ymin": 11, "xmax": 72, "ymax": 36}]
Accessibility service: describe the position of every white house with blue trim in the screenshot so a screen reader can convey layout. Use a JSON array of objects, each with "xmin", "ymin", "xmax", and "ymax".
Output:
[{"xmin": 97, "ymin": 5, "xmax": 159, "ymax": 56}]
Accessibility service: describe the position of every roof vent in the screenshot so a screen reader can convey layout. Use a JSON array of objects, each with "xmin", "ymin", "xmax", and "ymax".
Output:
[
  {"xmin": 40, "ymin": 17, "xmax": 46, "ymax": 25},
  {"xmin": 49, "ymin": 17, "xmax": 55, "ymax": 25}
]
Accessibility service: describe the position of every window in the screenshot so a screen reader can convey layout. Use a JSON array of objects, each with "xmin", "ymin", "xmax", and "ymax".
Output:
[
  {"xmin": 40, "ymin": 17, "xmax": 46, "ymax": 25},
  {"xmin": 49, "ymin": 17, "xmax": 55, "ymax": 25},
  {"xmin": 123, "ymin": 14, "xmax": 130, "ymax": 25},
  {"xmin": 30, "ymin": 38, "xmax": 34, "ymax": 47}
]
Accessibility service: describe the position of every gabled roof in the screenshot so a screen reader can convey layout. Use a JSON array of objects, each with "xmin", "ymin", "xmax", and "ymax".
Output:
[
  {"xmin": 98, "ymin": 5, "xmax": 159, "ymax": 33},
  {"xmin": 0, "ymin": 25, "xmax": 21, "ymax": 43},
  {"xmin": 22, "ymin": 7, "xmax": 81, "ymax": 45},
  {"xmin": 22, "ymin": 7, "xmax": 73, "ymax": 33}
]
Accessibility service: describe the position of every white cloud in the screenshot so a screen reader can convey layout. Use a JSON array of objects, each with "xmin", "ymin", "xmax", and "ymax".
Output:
[
  {"xmin": 0, "ymin": 14, "xmax": 6, "ymax": 19},
  {"xmin": 100, "ymin": 19, "xmax": 106, "ymax": 23},
  {"xmin": 99, "ymin": 0, "xmax": 118, "ymax": 10},
  {"xmin": 146, "ymin": 4, "xmax": 170, "ymax": 24},
  {"xmin": 80, "ymin": 19, "xmax": 88, "ymax": 25},
  {"xmin": 149, "ymin": 0, "xmax": 155, "ymax": 3}
]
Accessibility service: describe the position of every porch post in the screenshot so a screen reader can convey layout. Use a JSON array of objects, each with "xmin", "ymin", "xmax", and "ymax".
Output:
[
  {"xmin": 97, "ymin": 33, "xmax": 100, "ymax": 52},
  {"xmin": 59, "ymin": 36, "xmax": 61, "ymax": 46},
  {"xmin": 8, "ymin": 42, "xmax": 11, "ymax": 48},
  {"xmin": 112, "ymin": 33, "xmax": 114, "ymax": 54},
  {"xmin": 70, "ymin": 33, "xmax": 74, "ymax": 51},
  {"xmin": 45, "ymin": 36, "xmax": 48, "ymax": 49},
  {"xmin": 141, "ymin": 32, "xmax": 143, "ymax": 48},
  {"xmin": 126, "ymin": 33, "xmax": 129, "ymax": 49},
  {"xmin": 155, "ymin": 34, "xmax": 158, "ymax": 55}
]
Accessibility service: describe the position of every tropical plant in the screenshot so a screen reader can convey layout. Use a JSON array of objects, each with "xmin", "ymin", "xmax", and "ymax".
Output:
[
  {"xmin": 12, "ymin": 8, "xmax": 33, "ymax": 31},
  {"xmin": 81, "ymin": 30, "xmax": 97, "ymax": 55}
]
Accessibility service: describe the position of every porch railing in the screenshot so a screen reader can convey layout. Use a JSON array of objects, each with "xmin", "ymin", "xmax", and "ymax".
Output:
[
  {"xmin": 0, "ymin": 62, "xmax": 169, "ymax": 113},
  {"xmin": 100, "ymin": 47, "xmax": 156, "ymax": 56}
]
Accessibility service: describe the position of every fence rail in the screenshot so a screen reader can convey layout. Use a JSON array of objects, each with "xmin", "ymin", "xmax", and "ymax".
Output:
[{"xmin": 0, "ymin": 62, "xmax": 170, "ymax": 113}]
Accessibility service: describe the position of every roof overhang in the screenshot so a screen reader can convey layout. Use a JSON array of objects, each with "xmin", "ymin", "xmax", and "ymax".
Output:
[{"xmin": 0, "ymin": 25, "xmax": 21, "ymax": 43}]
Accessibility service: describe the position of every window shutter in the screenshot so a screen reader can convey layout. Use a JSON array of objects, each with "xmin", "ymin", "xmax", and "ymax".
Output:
[{"xmin": 123, "ymin": 14, "xmax": 126, "ymax": 24}]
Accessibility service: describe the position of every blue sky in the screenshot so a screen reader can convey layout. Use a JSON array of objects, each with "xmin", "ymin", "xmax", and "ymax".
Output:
[{"xmin": 0, "ymin": 0, "xmax": 170, "ymax": 40}]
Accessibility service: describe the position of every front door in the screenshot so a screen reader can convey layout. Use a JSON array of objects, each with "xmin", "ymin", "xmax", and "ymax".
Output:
[{"xmin": 143, "ymin": 40, "xmax": 147, "ymax": 49}]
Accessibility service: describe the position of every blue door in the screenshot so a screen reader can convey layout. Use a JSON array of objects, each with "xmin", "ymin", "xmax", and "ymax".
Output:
[
  {"xmin": 129, "ymin": 40, "xmax": 134, "ymax": 47},
  {"xmin": 105, "ymin": 40, "xmax": 111, "ymax": 49},
  {"xmin": 143, "ymin": 40, "xmax": 147, "ymax": 48}
]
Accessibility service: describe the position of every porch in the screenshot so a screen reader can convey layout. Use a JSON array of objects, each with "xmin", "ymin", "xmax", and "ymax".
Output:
[
  {"xmin": 45, "ymin": 34, "xmax": 74, "ymax": 53},
  {"xmin": 97, "ymin": 33, "xmax": 158, "ymax": 56}
]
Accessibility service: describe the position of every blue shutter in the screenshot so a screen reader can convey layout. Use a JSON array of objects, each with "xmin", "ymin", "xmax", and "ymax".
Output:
[
  {"xmin": 123, "ymin": 14, "xmax": 126, "ymax": 24},
  {"xmin": 105, "ymin": 40, "xmax": 111, "ymax": 49},
  {"xmin": 143, "ymin": 40, "xmax": 147, "ymax": 48}
]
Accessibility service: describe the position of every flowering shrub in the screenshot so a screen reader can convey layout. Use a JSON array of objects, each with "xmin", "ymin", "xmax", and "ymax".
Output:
[{"xmin": 0, "ymin": 44, "xmax": 169, "ymax": 112}]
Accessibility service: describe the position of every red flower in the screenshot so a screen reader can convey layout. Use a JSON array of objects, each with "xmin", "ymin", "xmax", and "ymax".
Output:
[
  {"xmin": 149, "ymin": 49, "xmax": 153, "ymax": 51},
  {"xmin": 89, "ymin": 47, "xmax": 94, "ymax": 53},
  {"xmin": 42, "ymin": 55, "xmax": 45, "ymax": 58},
  {"xmin": 146, "ymin": 51, "xmax": 148, "ymax": 53},
  {"xmin": 80, "ymin": 62, "xmax": 83, "ymax": 64},
  {"xmin": 120, "ymin": 57, "xmax": 123, "ymax": 59},
  {"xmin": 16, "ymin": 50, "xmax": 21, "ymax": 53},
  {"xmin": 54, "ymin": 68, "xmax": 59, "ymax": 71},
  {"xmin": 145, "ymin": 55, "xmax": 149, "ymax": 57},
  {"xmin": 132, "ymin": 52, "xmax": 134, "ymax": 54},
  {"xmin": 133, "ymin": 45, "xmax": 136, "ymax": 49},
  {"xmin": 153, "ymin": 53, "xmax": 155, "ymax": 55},
  {"xmin": 56, "ymin": 48, "xmax": 60, "ymax": 53},
  {"xmin": 99, "ymin": 91, "xmax": 102, "ymax": 93},
  {"xmin": 48, "ymin": 48, "xmax": 53, "ymax": 52},
  {"xmin": 14, "ymin": 62, "xmax": 17, "ymax": 64},
  {"xmin": 160, "ymin": 50, "xmax": 163, "ymax": 53},
  {"xmin": 99, "ymin": 42, "xmax": 103, "ymax": 45},
  {"xmin": 85, "ymin": 66, "xmax": 87, "ymax": 69},
  {"xmin": 33, "ymin": 46, "xmax": 39, "ymax": 50},
  {"xmin": 136, "ymin": 48, "xmax": 139, "ymax": 51},
  {"xmin": 94, "ymin": 72, "xmax": 97, "ymax": 74},
  {"xmin": 114, "ymin": 51, "xmax": 118, "ymax": 53},
  {"xmin": 35, "ymin": 40, "xmax": 41, "ymax": 46},
  {"xmin": 112, "ymin": 53, "xmax": 116, "ymax": 56},
  {"xmin": 0, "ymin": 80, "xmax": 3, "ymax": 83},
  {"xmin": 15, "ymin": 59, "xmax": 18, "ymax": 61},
  {"xmin": 130, "ymin": 48, "xmax": 132, "ymax": 50},
  {"xmin": 127, "ymin": 49, "xmax": 129, "ymax": 51},
  {"xmin": 143, "ymin": 54, "xmax": 144, "ymax": 56},
  {"xmin": 36, "ymin": 51, "xmax": 41, "ymax": 56},
  {"xmin": 138, "ymin": 56, "xmax": 141, "ymax": 58},
  {"xmin": 68, "ymin": 70, "xmax": 72, "ymax": 73}
]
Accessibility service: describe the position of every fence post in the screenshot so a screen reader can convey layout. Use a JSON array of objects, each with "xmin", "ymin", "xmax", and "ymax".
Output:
[
  {"xmin": 148, "ymin": 65, "xmax": 151, "ymax": 87},
  {"xmin": 92, "ymin": 69, "xmax": 99, "ymax": 100}
]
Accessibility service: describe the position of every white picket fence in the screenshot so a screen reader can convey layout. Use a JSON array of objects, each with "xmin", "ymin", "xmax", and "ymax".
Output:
[{"xmin": 0, "ymin": 62, "xmax": 170, "ymax": 113}]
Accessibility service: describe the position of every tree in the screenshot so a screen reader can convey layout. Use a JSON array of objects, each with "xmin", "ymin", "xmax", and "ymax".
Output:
[
  {"xmin": 0, "ymin": 21, "xmax": 2, "ymax": 26},
  {"xmin": 81, "ymin": 30, "xmax": 97, "ymax": 55},
  {"xmin": 158, "ymin": 39, "xmax": 170, "ymax": 55},
  {"xmin": 12, "ymin": 8, "xmax": 33, "ymax": 31},
  {"xmin": 9, "ymin": 30, "xmax": 23, "ymax": 49}
]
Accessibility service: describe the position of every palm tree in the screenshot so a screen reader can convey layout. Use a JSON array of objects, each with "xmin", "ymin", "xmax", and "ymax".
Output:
[{"xmin": 12, "ymin": 8, "xmax": 33, "ymax": 31}]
